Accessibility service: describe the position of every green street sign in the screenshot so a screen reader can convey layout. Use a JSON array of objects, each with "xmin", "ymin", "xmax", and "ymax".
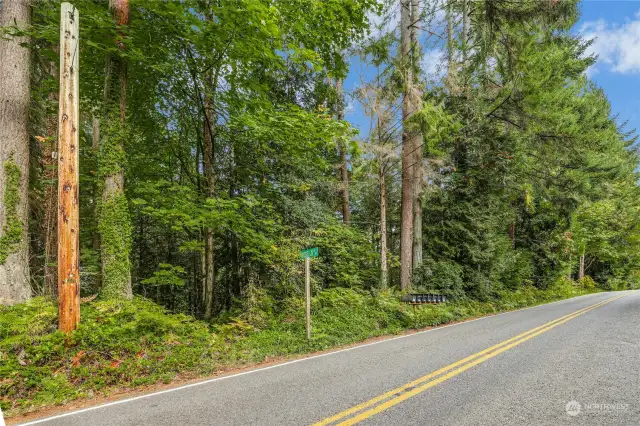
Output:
[{"xmin": 300, "ymin": 247, "xmax": 319, "ymax": 259}]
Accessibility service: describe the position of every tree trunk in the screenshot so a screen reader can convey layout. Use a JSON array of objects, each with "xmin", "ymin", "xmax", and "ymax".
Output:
[
  {"xmin": 508, "ymin": 222, "xmax": 516, "ymax": 248},
  {"xmin": 446, "ymin": 0, "xmax": 457, "ymax": 94},
  {"xmin": 202, "ymin": 70, "xmax": 215, "ymax": 320},
  {"xmin": 463, "ymin": 0, "xmax": 470, "ymax": 61},
  {"xmin": 43, "ymin": 62, "xmax": 59, "ymax": 296},
  {"xmin": 399, "ymin": 0, "xmax": 414, "ymax": 291},
  {"xmin": 410, "ymin": 0, "xmax": 423, "ymax": 272},
  {"xmin": 336, "ymin": 79, "xmax": 350, "ymax": 225},
  {"xmin": 462, "ymin": 0, "xmax": 471, "ymax": 95},
  {"xmin": 0, "ymin": 0, "xmax": 31, "ymax": 305},
  {"xmin": 379, "ymin": 166, "xmax": 388, "ymax": 289},
  {"xmin": 229, "ymin": 161, "xmax": 241, "ymax": 302},
  {"xmin": 579, "ymin": 251, "xmax": 585, "ymax": 280},
  {"xmin": 99, "ymin": 0, "xmax": 132, "ymax": 299},
  {"xmin": 91, "ymin": 115, "xmax": 101, "ymax": 288}
]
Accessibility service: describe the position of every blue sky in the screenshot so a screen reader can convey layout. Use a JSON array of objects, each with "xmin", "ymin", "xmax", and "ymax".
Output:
[
  {"xmin": 344, "ymin": 1, "xmax": 640, "ymax": 140},
  {"xmin": 579, "ymin": 1, "xmax": 640, "ymax": 136}
]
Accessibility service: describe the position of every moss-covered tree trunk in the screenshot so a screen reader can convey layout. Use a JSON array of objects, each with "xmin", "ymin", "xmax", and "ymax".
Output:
[
  {"xmin": 98, "ymin": 0, "xmax": 132, "ymax": 299},
  {"xmin": 0, "ymin": 0, "xmax": 31, "ymax": 305}
]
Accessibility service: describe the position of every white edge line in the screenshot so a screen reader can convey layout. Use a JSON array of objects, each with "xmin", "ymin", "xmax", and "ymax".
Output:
[{"xmin": 16, "ymin": 291, "xmax": 618, "ymax": 425}]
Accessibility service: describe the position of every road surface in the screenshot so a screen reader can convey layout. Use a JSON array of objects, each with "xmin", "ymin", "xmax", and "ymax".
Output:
[{"xmin": 18, "ymin": 291, "xmax": 640, "ymax": 425}]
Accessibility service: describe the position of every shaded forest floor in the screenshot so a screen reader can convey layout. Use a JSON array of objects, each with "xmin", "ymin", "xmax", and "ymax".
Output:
[{"xmin": 1, "ymin": 281, "xmax": 600, "ymax": 419}]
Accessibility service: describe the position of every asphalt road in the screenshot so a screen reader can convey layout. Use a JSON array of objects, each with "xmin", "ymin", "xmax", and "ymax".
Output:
[{"xmin": 18, "ymin": 291, "xmax": 640, "ymax": 426}]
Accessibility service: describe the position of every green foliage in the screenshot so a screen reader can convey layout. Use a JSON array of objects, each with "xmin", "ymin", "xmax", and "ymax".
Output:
[
  {"xmin": 311, "ymin": 223, "xmax": 379, "ymax": 288},
  {"xmin": 98, "ymin": 192, "xmax": 132, "ymax": 299},
  {"xmin": 413, "ymin": 100, "xmax": 461, "ymax": 157},
  {"xmin": 0, "ymin": 157, "xmax": 23, "ymax": 265},
  {"xmin": 412, "ymin": 258, "xmax": 465, "ymax": 300},
  {"xmin": 0, "ymin": 297, "xmax": 212, "ymax": 415},
  {"xmin": 141, "ymin": 264, "xmax": 185, "ymax": 287},
  {"xmin": 14, "ymin": 0, "xmax": 640, "ymax": 417},
  {"xmin": 1, "ymin": 281, "xmax": 597, "ymax": 416}
]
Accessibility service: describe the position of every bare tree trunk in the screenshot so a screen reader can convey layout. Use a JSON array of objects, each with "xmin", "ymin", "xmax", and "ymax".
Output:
[
  {"xmin": 229, "ymin": 158, "xmax": 241, "ymax": 302},
  {"xmin": 91, "ymin": 115, "xmax": 101, "ymax": 288},
  {"xmin": 42, "ymin": 62, "xmax": 59, "ymax": 296},
  {"xmin": 202, "ymin": 71, "xmax": 215, "ymax": 320},
  {"xmin": 462, "ymin": 0, "xmax": 471, "ymax": 95},
  {"xmin": 579, "ymin": 251, "xmax": 585, "ymax": 280},
  {"xmin": 336, "ymin": 79, "xmax": 350, "ymax": 225},
  {"xmin": 379, "ymin": 166, "xmax": 388, "ymax": 289},
  {"xmin": 399, "ymin": 0, "xmax": 414, "ymax": 291},
  {"xmin": 463, "ymin": 0, "xmax": 470, "ymax": 61},
  {"xmin": 0, "ymin": 0, "xmax": 31, "ymax": 305},
  {"xmin": 446, "ymin": 0, "xmax": 457, "ymax": 94},
  {"xmin": 411, "ymin": 0, "xmax": 423, "ymax": 273}
]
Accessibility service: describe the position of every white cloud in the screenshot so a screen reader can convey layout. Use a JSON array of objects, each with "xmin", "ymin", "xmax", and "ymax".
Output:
[
  {"xmin": 420, "ymin": 48, "xmax": 446, "ymax": 79},
  {"xmin": 345, "ymin": 99, "xmax": 355, "ymax": 114},
  {"xmin": 581, "ymin": 11, "xmax": 640, "ymax": 75},
  {"xmin": 366, "ymin": 0, "xmax": 447, "ymax": 40},
  {"xmin": 366, "ymin": 2, "xmax": 399, "ymax": 40}
]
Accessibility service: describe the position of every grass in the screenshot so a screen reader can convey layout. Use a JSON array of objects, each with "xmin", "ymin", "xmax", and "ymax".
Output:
[{"xmin": 0, "ymin": 279, "xmax": 599, "ymax": 417}]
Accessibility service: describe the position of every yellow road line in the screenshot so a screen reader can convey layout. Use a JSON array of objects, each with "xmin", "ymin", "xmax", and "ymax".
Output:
[
  {"xmin": 313, "ymin": 295, "xmax": 622, "ymax": 426},
  {"xmin": 337, "ymin": 295, "xmax": 623, "ymax": 426}
]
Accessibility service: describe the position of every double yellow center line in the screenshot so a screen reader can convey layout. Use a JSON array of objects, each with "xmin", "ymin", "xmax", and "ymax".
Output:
[{"xmin": 314, "ymin": 295, "xmax": 624, "ymax": 426}]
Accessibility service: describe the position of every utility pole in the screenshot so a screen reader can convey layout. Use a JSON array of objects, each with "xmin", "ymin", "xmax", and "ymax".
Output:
[{"xmin": 58, "ymin": 2, "xmax": 80, "ymax": 332}]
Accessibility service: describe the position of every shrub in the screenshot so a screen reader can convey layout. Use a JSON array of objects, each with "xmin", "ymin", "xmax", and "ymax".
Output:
[{"xmin": 412, "ymin": 258, "xmax": 465, "ymax": 300}]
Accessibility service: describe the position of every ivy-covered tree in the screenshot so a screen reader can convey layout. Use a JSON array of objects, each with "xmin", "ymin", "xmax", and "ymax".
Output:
[{"xmin": 0, "ymin": 0, "xmax": 31, "ymax": 305}]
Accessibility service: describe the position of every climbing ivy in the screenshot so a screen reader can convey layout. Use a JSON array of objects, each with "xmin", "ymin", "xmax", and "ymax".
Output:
[
  {"xmin": 97, "ymin": 123, "xmax": 132, "ymax": 299},
  {"xmin": 0, "ymin": 156, "xmax": 23, "ymax": 265},
  {"xmin": 97, "ymin": 124, "xmax": 127, "ymax": 180},
  {"xmin": 98, "ymin": 191, "xmax": 132, "ymax": 299}
]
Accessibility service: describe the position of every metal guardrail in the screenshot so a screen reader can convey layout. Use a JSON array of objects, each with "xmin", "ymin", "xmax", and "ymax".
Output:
[{"xmin": 401, "ymin": 294, "xmax": 447, "ymax": 304}]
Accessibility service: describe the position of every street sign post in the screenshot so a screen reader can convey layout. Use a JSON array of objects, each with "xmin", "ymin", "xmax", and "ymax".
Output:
[
  {"xmin": 300, "ymin": 247, "xmax": 319, "ymax": 259},
  {"xmin": 300, "ymin": 247, "xmax": 318, "ymax": 339}
]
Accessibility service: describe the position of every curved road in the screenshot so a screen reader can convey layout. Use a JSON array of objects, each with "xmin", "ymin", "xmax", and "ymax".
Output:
[{"xmin": 17, "ymin": 291, "xmax": 640, "ymax": 426}]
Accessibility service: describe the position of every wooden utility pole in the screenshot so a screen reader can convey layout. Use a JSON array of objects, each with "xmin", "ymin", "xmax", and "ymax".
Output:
[{"xmin": 58, "ymin": 2, "xmax": 80, "ymax": 332}]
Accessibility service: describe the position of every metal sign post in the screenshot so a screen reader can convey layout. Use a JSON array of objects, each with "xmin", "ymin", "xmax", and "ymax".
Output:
[
  {"xmin": 305, "ymin": 257, "xmax": 311, "ymax": 339},
  {"xmin": 300, "ymin": 247, "xmax": 319, "ymax": 339}
]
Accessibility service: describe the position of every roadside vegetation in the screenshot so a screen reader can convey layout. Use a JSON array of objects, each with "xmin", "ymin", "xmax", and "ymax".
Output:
[
  {"xmin": 1, "ymin": 0, "xmax": 639, "ymax": 420},
  {"xmin": 1, "ymin": 279, "xmax": 600, "ymax": 416}
]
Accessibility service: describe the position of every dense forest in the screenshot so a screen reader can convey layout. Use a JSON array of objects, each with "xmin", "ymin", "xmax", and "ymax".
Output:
[
  {"xmin": 2, "ymin": 0, "xmax": 640, "ymax": 415},
  {"xmin": 1, "ymin": 0, "xmax": 639, "ymax": 310},
  {"xmin": 2, "ymin": 0, "xmax": 639, "ymax": 311}
]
